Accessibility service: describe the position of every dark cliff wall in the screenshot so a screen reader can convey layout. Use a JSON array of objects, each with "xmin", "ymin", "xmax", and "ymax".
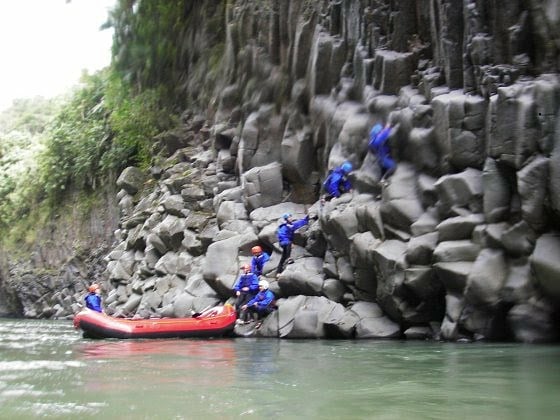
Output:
[{"xmin": 3, "ymin": 0, "xmax": 560, "ymax": 342}]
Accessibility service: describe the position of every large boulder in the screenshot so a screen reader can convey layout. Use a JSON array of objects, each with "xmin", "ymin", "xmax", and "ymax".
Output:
[
  {"xmin": 508, "ymin": 299, "xmax": 559, "ymax": 343},
  {"xmin": 275, "ymin": 296, "xmax": 346, "ymax": 338},
  {"xmin": 117, "ymin": 166, "xmax": 145, "ymax": 195},
  {"xmin": 277, "ymin": 257, "xmax": 324, "ymax": 296},
  {"xmin": 531, "ymin": 232, "xmax": 560, "ymax": 302},
  {"xmin": 242, "ymin": 162, "xmax": 284, "ymax": 211},
  {"xmin": 464, "ymin": 248, "xmax": 507, "ymax": 307},
  {"xmin": 351, "ymin": 301, "xmax": 402, "ymax": 338}
]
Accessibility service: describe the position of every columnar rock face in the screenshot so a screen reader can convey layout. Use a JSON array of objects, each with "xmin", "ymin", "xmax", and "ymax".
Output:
[{"xmin": 3, "ymin": 0, "xmax": 560, "ymax": 343}]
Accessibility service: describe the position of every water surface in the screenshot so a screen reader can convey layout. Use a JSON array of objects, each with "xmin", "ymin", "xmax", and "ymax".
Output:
[{"xmin": 1, "ymin": 318, "xmax": 559, "ymax": 419}]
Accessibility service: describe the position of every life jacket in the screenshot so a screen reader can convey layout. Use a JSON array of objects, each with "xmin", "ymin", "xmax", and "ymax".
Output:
[
  {"xmin": 322, "ymin": 167, "xmax": 349, "ymax": 197},
  {"xmin": 322, "ymin": 167, "xmax": 346, "ymax": 193}
]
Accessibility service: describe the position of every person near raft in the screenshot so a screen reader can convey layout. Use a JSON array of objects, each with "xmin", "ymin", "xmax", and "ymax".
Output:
[
  {"xmin": 322, "ymin": 161, "xmax": 353, "ymax": 201},
  {"xmin": 240, "ymin": 279, "xmax": 276, "ymax": 325},
  {"xmin": 250, "ymin": 245, "xmax": 270, "ymax": 277},
  {"xmin": 232, "ymin": 264, "xmax": 260, "ymax": 314},
  {"xmin": 276, "ymin": 212, "xmax": 310, "ymax": 274},
  {"xmin": 84, "ymin": 283, "xmax": 103, "ymax": 313},
  {"xmin": 368, "ymin": 121, "xmax": 396, "ymax": 184}
]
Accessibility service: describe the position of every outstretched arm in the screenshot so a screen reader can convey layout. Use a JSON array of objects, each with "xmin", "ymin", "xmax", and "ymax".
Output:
[{"xmin": 375, "ymin": 126, "xmax": 392, "ymax": 148}]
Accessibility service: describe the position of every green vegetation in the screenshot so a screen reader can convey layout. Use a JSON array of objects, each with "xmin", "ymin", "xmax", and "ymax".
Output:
[
  {"xmin": 0, "ymin": 70, "xmax": 175, "ymax": 247},
  {"xmin": 0, "ymin": 0, "xmax": 229, "ymax": 248}
]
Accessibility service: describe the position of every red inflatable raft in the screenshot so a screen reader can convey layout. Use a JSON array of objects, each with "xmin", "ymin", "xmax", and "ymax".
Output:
[{"xmin": 73, "ymin": 304, "xmax": 237, "ymax": 339}]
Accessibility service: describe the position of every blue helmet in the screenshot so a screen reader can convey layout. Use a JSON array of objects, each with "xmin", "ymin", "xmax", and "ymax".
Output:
[
  {"xmin": 341, "ymin": 162, "xmax": 353, "ymax": 173},
  {"xmin": 282, "ymin": 213, "xmax": 292, "ymax": 220},
  {"xmin": 370, "ymin": 123, "xmax": 383, "ymax": 138}
]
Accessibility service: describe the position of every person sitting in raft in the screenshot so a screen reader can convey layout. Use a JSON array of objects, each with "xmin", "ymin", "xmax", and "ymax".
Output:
[
  {"xmin": 368, "ymin": 122, "xmax": 395, "ymax": 184},
  {"xmin": 321, "ymin": 161, "xmax": 353, "ymax": 202},
  {"xmin": 240, "ymin": 279, "xmax": 276, "ymax": 326},
  {"xmin": 84, "ymin": 283, "xmax": 102, "ymax": 313},
  {"xmin": 250, "ymin": 245, "xmax": 270, "ymax": 277},
  {"xmin": 276, "ymin": 213, "xmax": 310, "ymax": 274},
  {"xmin": 232, "ymin": 264, "xmax": 260, "ymax": 314}
]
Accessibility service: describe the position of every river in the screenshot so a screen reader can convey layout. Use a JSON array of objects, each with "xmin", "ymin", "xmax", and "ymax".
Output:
[{"xmin": 0, "ymin": 318, "xmax": 559, "ymax": 419}]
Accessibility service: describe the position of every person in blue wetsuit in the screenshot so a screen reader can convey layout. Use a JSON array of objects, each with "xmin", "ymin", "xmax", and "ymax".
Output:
[
  {"xmin": 276, "ymin": 213, "xmax": 309, "ymax": 274},
  {"xmin": 232, "ymin": 264, "xmax": 259, "ymax": 316},
  {"xmin": 241, "ymin": 279, "xmax": 276, "ymax": 326},
  {"xmin": 369, "ymin": 122, "xmax": 395, "ymax": 183},
  {"xmin": 322, "ymin": 161, "xmax": 353, "ymax": 201},
  {"xmin": 250, "ymin": 245, "xmax": 270, "ymax": 277},
  {"xmin": 84, "ymin": 283, "xmax": 102, "ymax": 312}
]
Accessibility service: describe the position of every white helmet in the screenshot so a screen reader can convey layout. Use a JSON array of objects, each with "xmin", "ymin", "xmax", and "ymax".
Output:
[{"xmin": 258, "ymin": 279, "xmax": 269, "ymax": 289}]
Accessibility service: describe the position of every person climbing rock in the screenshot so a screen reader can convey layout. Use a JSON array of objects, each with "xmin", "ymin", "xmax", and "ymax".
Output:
[
  {"xmin": 276, "ymin": 213, "xmax": 309, "ymax": 274},
  {"xmin": 368, "ymin": 122, "xmax": 395, "ymax": 185},
  {"xmin": 321, "ymin": 161, "xmax": 353, "ymax": 202},
  {"xmin": 250, "ymin": 245, "xmax": 270, "ymax": 277},
  {"xmin": 232, "ymin": 264, "xmax": 259, "ymax": 316}
]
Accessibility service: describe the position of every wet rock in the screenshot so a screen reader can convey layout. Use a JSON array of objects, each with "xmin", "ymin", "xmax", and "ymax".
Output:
[{"xmin": 117, "ymin": 166, "xmax": 145, "ymax": 195}]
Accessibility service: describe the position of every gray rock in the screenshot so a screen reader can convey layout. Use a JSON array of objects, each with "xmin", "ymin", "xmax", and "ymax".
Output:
[
  {"xmin": 434, "ymin": 261, "xmax": 474, "ymax": 294},
  {"xmin": 501, "ymin": 221, "xmax": 536, "ymax": 257},
  {"xmin": 352, "ymin": 301, "xmax": 401, "ymax": 339},
  {"xmin": 433, "ymin": 240, "xmax": 481, "ymax": 263},
  {"xmin": 406, "ymin": 232, "xmax": 438, "ymax": 265},
  {"xmin": 322, "ymin": 279, "xmax": 347, "ymax": 303},
  {"xmin": 404, "ymin": 326, "xmax": 433, "ymax": 340},
  {"xmin": 117, "ymin": 167, "xmax": 145, "ymax": 195},
  {"xmin": 517, "ymin": 155, "xmax": 549, "ymax": 231},
  {"xmin": 531, "ymin": 232, "xmax": 560, "ymax": 302},
  {"xmin": 276, "ymin": 296, "xmax": 346, "ymax": 339},
  {"xmin": 501, "ymin": 258, "xmax": 535, "ymax": 304},
  {"xmin": 436, "ymin": 213, "xmax": 484, "ymax": 241},
  {"xmin": 410, "ymin": 210, "xmax": 439, "ymax": 237},
  {"xmin": 434, "ymin": 168, "xmax": 483, "ymax": 216},
  {"xmin": 161, "ymin": 194, "xmax": 185, "ymax": 216},
  {"xmin": 404, "ymin": 267, "xmax": 442, "ymax": 300},
  {"xmin": 482, "ymin": 158, "xmax": 511, "ymax": 223},
  {"xmin": 278, "ymin": 257, "xmax": 324, "ymax": 296},
  {"xmin": 154, "ymin": 215, "xmax": 186, "ymax": 251},
  {"xmin": 242, "ymin": 162, "xmax": 284, "ymax": 211},
  {"xmin": 464, "ymin": 248, "xmax": 507, "ymax": 307},
  {"xmin": 508, "ymin": 300, "xmax": 559, "ymax": 343}
]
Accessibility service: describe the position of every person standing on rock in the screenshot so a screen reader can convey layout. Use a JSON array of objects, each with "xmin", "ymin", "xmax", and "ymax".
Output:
[
  {"xmin": 250, "ymin": 245, "xmax": 270, "ymax": 277},
  {"xmin": 240, "ymin": 279, "xmax": 276, "ymax": 327},
  {"xmin": 321, "ymin": 161, "xmax": 353, "ymax": 202},
  {"xmin": 369, "ymin": 121, "xmax": 395, "ymax": 185},
  {"xmin": 276, "ymin": 213, "xmax": 309, "ymax": 274},
  {"xmin": 232, "ymin": 264, "xmax": 259, "ymax": 316},
  {"xmin": 84, "ymin": 283, "xmax": 103, "ymax": 313}
]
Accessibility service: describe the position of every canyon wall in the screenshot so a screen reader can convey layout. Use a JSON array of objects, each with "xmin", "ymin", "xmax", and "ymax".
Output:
[{"xmin": 3, "ymin": 0, "xmax": 560, "ymax": 342}]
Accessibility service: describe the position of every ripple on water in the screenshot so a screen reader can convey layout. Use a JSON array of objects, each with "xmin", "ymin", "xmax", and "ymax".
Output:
[
  {"xmin": 16, "ymin": 401, "xmax": 105, "ymax": 417},
  {"xmin": 0, "ymin": 360, "xmax": 85, "ymax": 371}
]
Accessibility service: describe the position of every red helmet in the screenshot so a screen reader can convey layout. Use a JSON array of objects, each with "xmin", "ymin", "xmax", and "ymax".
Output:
[
  {"xmin": 88, "ymin": 283, "xmax": 100, "ymax": 293},
  {"xmin": 240, "ymin": 264, "xmax": 251, "ymax": 272},
  {"xmin": 251, "ymin": 246, "xmax": 262, "ymax": 255}
]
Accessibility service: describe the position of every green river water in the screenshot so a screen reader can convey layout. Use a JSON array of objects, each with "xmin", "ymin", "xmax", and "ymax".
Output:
[{"xmin": 0, "ymin": 318, "xmax": 559, "ymax": 419}]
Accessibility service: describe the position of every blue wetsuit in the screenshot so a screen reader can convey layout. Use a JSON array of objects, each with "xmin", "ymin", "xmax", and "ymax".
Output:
[
  {"xmin": 276, "ymin": 216, "xmax": 309, "ymax": 273},
  {"xmin": 85, "ymin": 293, "xmax": 102, "ymax": 312},
  {"xmin": 323, "ymin": 167, "xmax": 352, "ymax": 199},
  {"xmin": 251, "ymin": 252, "xmax": 270, "ymax": 277},
  {"xmin": 369, "ymin": 125, "xmax": 395, "ymax": 177},
  {"xmin": 232, "ymin": 273, "xmax": 259, "ymax": 311}
]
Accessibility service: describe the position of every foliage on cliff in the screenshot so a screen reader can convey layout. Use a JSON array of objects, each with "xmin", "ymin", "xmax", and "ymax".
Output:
[
  {"xmin": 108, "ymin": 0, "xmax": 226, "ymax": 109},
  {"xmin": 0, "ymin": 0, "xmax": 226, "ymax": 245},
  {"xmin": 0, "ymin": 72, "xmax": 174, "ymax": 246}
]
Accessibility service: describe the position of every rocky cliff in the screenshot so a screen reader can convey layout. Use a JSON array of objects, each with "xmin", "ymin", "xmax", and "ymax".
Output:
[{"xmin": 2, "ymin": 0, "xmax": 560, "ymax": 343}]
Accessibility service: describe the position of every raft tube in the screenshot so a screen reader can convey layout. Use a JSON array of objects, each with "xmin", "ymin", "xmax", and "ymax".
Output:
[{"xmin": 73, "ymin": 304, "xmax": 237, "ymax": 339}]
